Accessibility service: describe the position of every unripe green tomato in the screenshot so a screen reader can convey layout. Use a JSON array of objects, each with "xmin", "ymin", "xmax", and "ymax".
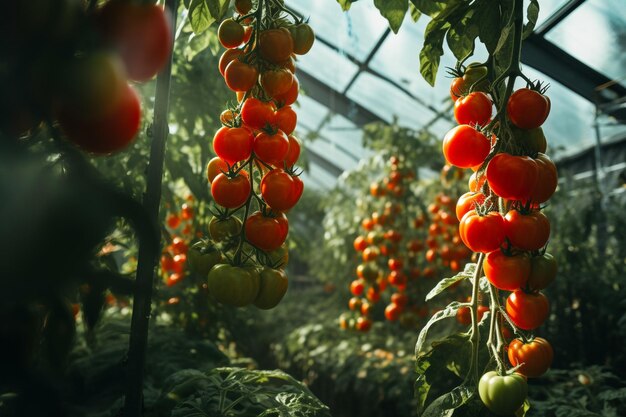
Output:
[
  {"xmin": 209, "ymin": 216, "xmax": 242, "ymax": 242},
  {"xmin": 527, "ymin": 252, "xmax": 557, "ymax": 291},
  {"xmin": 254, "ymin": 267, "xmax": 288, "ymax": 309},
  {"xmin": 463, "ymin": 63, "xmax": 489, "ymax": 92},
  {"xmin": 187, "ymin": 241, "xmax": 223, "ymax": 276},
  {"xmin": 478, "ymin": 371, "xmax": 527, "ymax": 416},
  {"xmin": 512, "ymin": 126, "xmax": 547, "ymax": 153},
  {"xmin": 288, "ymin": 23, "xmax": 315, "ymax": 55},
  {"xmin": 266, "ymin": 244, "xmax": 289, "ymax": 269},
  {"xmin": 207, "ymin": 264, "xmax": 259, "ymax": 307}
]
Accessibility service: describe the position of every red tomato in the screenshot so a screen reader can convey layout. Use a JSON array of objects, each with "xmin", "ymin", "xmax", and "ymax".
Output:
[
  {"xmin": 356, "ymin": 316, "xmax": 372, "ymax": 332},
  {"xmin": 468, "ymin": 171, "xmax": 487, "ymax": 192},
  {"xmin": 275, "ymin": 106, "xmax": 297, "ymax": 135},
  {"xmin": 504, "ymin": 210, "xmax": 550, "ymax": 251},
  {"xmin": 508, "ymin": 337, "xmax": 553, "ymax": 378},
  {"xmin": 218, "ymin": 18, "xmax": 245, "ymax": 49},
  {"xmin": 95, "ymin": 1, "xmax": 172, "ymax": 81},
  {"xmin": 258, "ymin": 28, "xmax": 293, "ymax": 63},
  {"xmin": 241, "ymin": 97, "xmax": 276, "ymax": 129},
  {"xmin": 456, "ymin": 192, "xmax": 485, "ymax": 221},
  {"xmin": 454, "ymin": 92, "xmax": 492, "ymax": 126},
  {"xmin": 58, "ymin": 82, "xmax": 141, "ymax": 154},
  {"xmin": 211, "ymin": 172, "xmax": 250, "ymax": 208},
  {"xmin": 167, "ymin": 213, "xmax": 181, "ymax": 229},
  {"xmin": 506, "ymin": 290, "xmax": 549, "ymax": 330},
  {"xmin": 224, "ymin": 59, "xmax": 258, "ymax": 92},
  {"xmin": 350, "ymin": 280, "xmax": 364, "ymax": 296},
  {"xmin": 212, "ymin": 126, "xmax": 254, "ymax": 164},
  {"xmin": 260, "ymin": 68, "xmax": 294, "ymax": 97},
  {"xmin": 284, "ymin": 135, "xmax": 301, "ymax": 167},
  {"xmin": 245, "ymin": 211, "xmax": 289, "ymax": 251},
  {"xmin": 385, "ymin": 303, "xmax": 401, "ymax": 321},
  {"xmin": 274, "ymin": 75, "xmax": 299, "ymax": 106},
  {"xmin": 391, "ymin": 292, "xmax": 408, "ymax": 307},
  {"xmin": 486, "ymin": 153, "xmax": 539, "ymax": 201},
  {"xmin": 353, "ymin": 236, "xmax": 367, "ymax": 252},
  {"xmin": 388, "ymin": 271, "xmax": 407, "ymax": 287},
  {"xmin": 366, "ymin": 287, "xmax": 380, "ymax": 303},
  {"xmin": 459, "ymin": 210, "xmax": 505, "ymax": 253},
  {"xmin": 260, "ymin": 169, "xmax": 301, "ymax": 211},
  {"xmin": 254, "ymin": 130, "xmax": 290, "ymax": 166},
  {"xmin": 160, "ymin": 253, "xmax": 174, "ymax": 272},
  {"xmin": 388, "ymin": 258, "xmax": 403, "ymax": 271},
  {"xmin": 483, "ymin": 251, "xmax": 530, "ymax": 291},
  {"xmin": 530, "ymin": 153, "xmax": 558, "ymax": 203},
  {"xmin": 507, "ymin": 88, "xmax": 550, "ymax": 129},
  {"xmin": 443, "ymin": 125, "xmax": 491, "ymax": 168},
  {"xmin": 450, "ymin": 77, "xmax": 467, "ymax": 101}
]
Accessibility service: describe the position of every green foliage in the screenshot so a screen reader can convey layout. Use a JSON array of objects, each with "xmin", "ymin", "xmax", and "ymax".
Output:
[
  {"xmin": 188, "ymin": 0, "xmax": 230, "ymax": 34},
  {"xmin": 373, "ymin": 0, "xmax": 408, "ymax": 33},
  {"xmin": 158, "ymin": 367, "xmax": 331, "ymax": 417},
  {"xmin": 425, "ymin": 263, "xmax": 475, "ymax": 302}
]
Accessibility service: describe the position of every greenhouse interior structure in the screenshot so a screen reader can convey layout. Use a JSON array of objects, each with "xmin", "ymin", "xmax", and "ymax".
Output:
[{"xmin": 1, "ymin": 0, "xmax": 625, "ymax": 416}]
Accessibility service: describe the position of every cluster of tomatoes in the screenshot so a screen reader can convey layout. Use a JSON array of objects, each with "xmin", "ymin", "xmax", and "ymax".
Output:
[
  {"xmin": 200, "ymin": 0, "xmax": 314, "ymax": 309},
  {"xmin": 3, "ymin": 0, "xmax": 172, "ymax": 154},
  {"xmin": 341, "ymin": 156, "xmax": 440, "ymax": 332},
  {"xmin": 160, "ymin": 201, "xmax": 196, "ymax": 287},
  {"xmin": 445, "ymin": 64, "xmax": 557, "ymax": 414}
]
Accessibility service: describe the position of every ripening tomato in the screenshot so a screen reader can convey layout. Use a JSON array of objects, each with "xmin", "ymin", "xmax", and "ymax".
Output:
[
  {"xmin": 245, "ymin": 211, "xmax": 288, "ymax": 251},
  {"xmin": 530, "ymin": 153, "xmax": 558, "ymax": 203},
  {"xmin": 350, "ymin": 279, "xmax": 364, "ymax": 296},
  {"xmin": 289, "ymin": 23, "xmax": 315, "ymax": 55},
  {"xmin": 209, "ymin": 216, "xmax": 242, "ymax": 242},
  {"xmin": 527, "ymin": 252, "xmax": 557, "ymax": 291},
  {"xmin": 218, "ymin": 18, "xmax": 245, "ymax": 48},
  {"xmin": 456, "ymin": 192, "xmax": 486, "ymax": 221},
  {"xmin": 507, "ymin": 88, "xmax": 550, "ymax": 129},
  {"xmin": 95, "ymin": 0, "xmax": 172, "ymax": 81},
  {"xmin": 391, "ymin": 292, "xmax": 408, "ymax": 307},
  {"xmin": 483, "ymin": 251, "xmax": 530, "ymax": 291},
  {"xmin": 388, "ymin": 271, "xmax": 407, "ymax": 287},
  {"xmin": 274, "ymin": 75, "xmax": 299, "ymax": 106},
  {"xmin": 241, "ymin": 97, "xmax": 276, "ymax": 129},
  {"xmin": 224, "ymin": 59, "xmax": 258, "ymax": 92},
  {"xmin": 454, "ymin": 92, "xmax": 492, "ymax": 126},
  {"xmin": 254, "ymin": 267, "xmax": 288, "ymax": 310},
  {"xmin": 356, "ymin": 316, "xmax": 372, "ymax": 332},
  {"xmin": 450, "ymin": 77, "xmax": 467, "ymax": 101},
  {"xmin": 512, "ymin": 126, "xmax": 548, "ymax": 154},
  {"xmin": 362, "ymin": 246, "xmax": 379, "ymax": 262},
  {"xmin": 166, "ymin": 213, "xmax": 181, "ymax": 229},
  {"xmin": 207, "ymin": 264, "xmax": 260, "ymax": 307},
  {"xmin": 348, "ymin": 297, "xmax": 362, "ymax": 311},
  {"xmin": 468, "ymin": 171, "xmax": 486, "ymax": 192},
  {"xmin": 260, "ymin": 68, "xmax": 294, "ymax": 97},
  {"xmin": 456, "ymin": 305, "xmax": 489, "ymax": 325},
  {"xmin": 388, "ymin": 258, "xmax": 403, "ymax": 271},
  {"xmin": 504, "ymin": 210, "xmax": 550, "ymax": 251},
  {"xmin": 258, "ymin": 28, "xmax": 293, "ymax": 63},
  {"xmin": 211, "ymin": 172, "xmax": 250, "ymax": 208},
  {"xmin": 459, "ymin": 210, "xmax": 505, "ymax": 253},
  {"xmin": 508, "ymin": 337, "xmax": 553, "ymax": 378},
  {"xmin": 218, "ymin": 48, "xmax": 243, "ymax": 76},
  {"xmin": 486, "ymin": 153, "xmax": 539, "ymax": 201},
  {"xmin": 212, "ymin": 126, "xmax": 254, "ymax": 164},
  {"xmin": 443, "ymin": 125, "xmax": 491, "ymax": 168},
  {"xmin": 234, "ymin": 0, "xmax": 252, "ymax": 14},
  {"xmin": 206, "ymin": 157, "xmax": 229, "ymax": 183},
  {"xmin": 506, "ymin": 290, "xmax": 549, "ymax": 330},
  {"xmin": 160, "ymin": 253, "xmax": 174, "ymax": 272}
]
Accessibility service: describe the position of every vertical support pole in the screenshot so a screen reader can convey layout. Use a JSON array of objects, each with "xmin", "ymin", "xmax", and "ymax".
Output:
[{"xmin": 123, "ymin": 0, "xmax": 179, "ymax": 415}]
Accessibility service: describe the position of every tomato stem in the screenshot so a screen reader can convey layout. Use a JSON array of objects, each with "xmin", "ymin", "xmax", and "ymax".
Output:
[
  {"xmin": 233, "ymin": 159, "xmax": 255, "ymax": 265},
  {"xmin": 468, "ymin": 252, "xmax": 485, "ymax": 383},
  {"xmin": 487, "ymin": 283, "xmax": 507, "ymax": 373}
]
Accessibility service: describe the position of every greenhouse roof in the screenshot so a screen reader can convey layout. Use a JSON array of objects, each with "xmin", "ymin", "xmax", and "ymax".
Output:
[{"xmin": 291, "ymin": 0, "xmax": 626, "ymax": 189}]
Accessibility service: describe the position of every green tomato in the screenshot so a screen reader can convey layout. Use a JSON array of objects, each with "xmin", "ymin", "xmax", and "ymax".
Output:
[
  {"xmin": 512, "ymin": 126, "xmax": 547, "ymax": 154},
  {"xmin": 478, "ymin": 371, "xmax": 527, "ymax": 416},
  {"xmin": 254, "ymin": 267, "xmax": 288, "ymax": 310},
  {"xmin": 187, "ymin": 241, "xmax": 223, "ymax": 276},
  {"xmin": 266, "ymin": 244, "xmax": 289, "ymax": 269},
  {"xmin": 207, "ymin": 264, "xmax": 259, "ymax": 307},
  {"xmin": 209, "ymin": 216, "xmax": 242, "ymax": 242},
  {"xmin": 463, "ymin": 63, "xmax": 489, "ymax": 92},
  {"xmin": 527, "ymin": 252, "xmax": 557, "ymax": 291},
  {"xmin": 288, "ymin": 23, "xmax": 315, "ymax": 55}
]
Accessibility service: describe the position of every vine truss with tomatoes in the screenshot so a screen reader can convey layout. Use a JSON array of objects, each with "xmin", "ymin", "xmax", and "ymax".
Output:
[
  {"xmin": 196, "ymin": 0, "xmax": 314, "ymax": 310},
  {"xmin": 414, "ymin": 0, "xmax": 558, "ymax": 415}
]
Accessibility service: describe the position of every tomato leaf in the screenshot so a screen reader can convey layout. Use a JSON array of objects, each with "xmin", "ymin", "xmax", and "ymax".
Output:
[
  {"xmin": 422, "ymin": 385, "xmax": 474, "ymax": 417},
  {"xmin": 425, "ymin": 263, "xmax": 475, "ymax": 302},
  {"xmin": 188, "ymin": 0, "xmax": 215, "ymax": 34},
  {"xmin": 494, "ymin": 21, "xmax": 514, "ymax": 55},
  {"xmin": 336, "ymin": 0, "xmax": 357, "ymax": 11},
  {"xmin": 410, "ymin": 0, "xmax": 449, "ymax": 18},
  {"xmin": 206, "ymin": 0, "xmax": 229, "ymax": 21},
  {"xmin": 415, "ymin": 301, "xmax": 463, "ymax": 356},
  {"xmin": 523, "ymin": 0, "xmax": 540, "ymax": 39},
  {"xmin": 409, "ymin": 3, "xmax": 422, "ymax": 22},
  {"xmin": 473, "ymin": 0, "xmax": 500, "ymax": 53},
  {"xmin": 446, "ymin": 10, "xmax": 479, "ymax": 61},
  {"xmin": 373, "ymin": 0, "xmax": 408, "ymax": 33}
]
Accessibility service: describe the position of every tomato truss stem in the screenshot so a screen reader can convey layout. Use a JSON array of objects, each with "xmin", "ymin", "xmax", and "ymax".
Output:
[{"xmin": 468, "ymin": 252, "xmax": 485, "ymax": 383}]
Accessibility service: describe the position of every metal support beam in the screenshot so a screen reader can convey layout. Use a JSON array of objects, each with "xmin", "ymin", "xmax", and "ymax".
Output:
[
  {"xmin": 521, "ymin": 34, "xmax": 626, "ymax": 105},
  {"xmin": 534, "ymin": 0, "xmax": 588, "ymax": 36}
]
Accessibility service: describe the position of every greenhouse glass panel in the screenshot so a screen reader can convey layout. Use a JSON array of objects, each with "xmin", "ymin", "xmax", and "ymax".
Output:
[
  {"xmin": 546, "ymin": 0, "xmax": 626, "ymax": 83},
  {"xmin": 533, "ymin": 0, "xmax": 570, "ymax": 26},
  {"xmin": 296, "ymin": 40, "xmax": 360, "ymax": 92}
]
